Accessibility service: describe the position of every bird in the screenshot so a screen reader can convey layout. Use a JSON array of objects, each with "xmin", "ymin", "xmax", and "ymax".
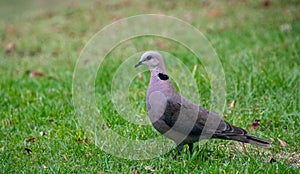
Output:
[{"xmin": 134, "ymin": 51, "xmax": 271, "ymax": 157}]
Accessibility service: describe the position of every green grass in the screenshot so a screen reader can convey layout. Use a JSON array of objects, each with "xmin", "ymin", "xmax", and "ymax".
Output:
[{"xmin": 1, "ymin": 0, "xmax": 300, "ymax": 173}]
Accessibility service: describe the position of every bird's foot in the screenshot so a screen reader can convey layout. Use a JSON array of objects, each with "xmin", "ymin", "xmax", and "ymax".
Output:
[
  {"xmin": 172, "ymin": 152, "xmax": 178, "ymax": 159},
  {"xmin": 188, "ymin": 143, "xmax": 194, "ymax": 155},
  {"xmin": 172, "ymin": 144, "xmax": 184, "ymax": 159}
]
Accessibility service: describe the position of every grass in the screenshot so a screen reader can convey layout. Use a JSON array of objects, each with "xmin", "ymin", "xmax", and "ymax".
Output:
[{"xmin": 0, "ymin": 0, "xmax": 300, "ymax": 173}]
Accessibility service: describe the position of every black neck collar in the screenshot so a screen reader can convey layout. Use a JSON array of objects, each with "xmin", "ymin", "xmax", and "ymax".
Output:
[{"xmin": 158, "ymin": 73, "xmax": 169, "ymax": 80}]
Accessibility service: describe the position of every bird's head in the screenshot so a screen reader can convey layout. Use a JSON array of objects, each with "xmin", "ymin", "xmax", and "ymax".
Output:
[{"xmin": 134, "ymin": 51, "xmax": 166, "ymax": 73}]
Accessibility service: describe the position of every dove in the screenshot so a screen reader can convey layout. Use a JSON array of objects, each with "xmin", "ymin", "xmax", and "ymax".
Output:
[{"xmin": 134, "ymin": 51, "xmax": 271, "ymax": 156}]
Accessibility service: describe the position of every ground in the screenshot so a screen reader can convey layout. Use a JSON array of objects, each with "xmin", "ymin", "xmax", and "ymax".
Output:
[{"xmin": 0, "ymin": 0, "xmax": 299, "ymax": 173}]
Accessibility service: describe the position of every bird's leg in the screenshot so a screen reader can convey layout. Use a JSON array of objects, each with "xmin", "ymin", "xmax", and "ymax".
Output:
[
  {"xmin": 172, "ymin": 144, "xmax": 184, "ymax": 159},
  {"xmin": 188, "ymin": 143, "xmax": 193, "ymax": 154}
]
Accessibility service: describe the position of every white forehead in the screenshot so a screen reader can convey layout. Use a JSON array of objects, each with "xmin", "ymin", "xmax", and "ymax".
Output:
[{"xmin": 141, "ymin": 51, "xmax": 161, "ymax": 59}]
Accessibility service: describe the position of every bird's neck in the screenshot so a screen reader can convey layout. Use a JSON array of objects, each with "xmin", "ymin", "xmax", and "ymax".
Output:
[
  {"xmin": 149, "ymin": 66, "xmax": 166, "ymax": 75},
  {"xmin": 149, "ymin": 67, "xmax": 170, "ymax": 87}
]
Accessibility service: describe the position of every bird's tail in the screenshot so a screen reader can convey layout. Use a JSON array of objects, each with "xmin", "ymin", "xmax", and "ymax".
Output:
[
  {"xmin": 222, "ymin": 134, "xmax": 271, "ymax": 148},
  {"xmin": 215, "ymin": 122, "xmax": 271, "ymax": 148},
  {"xmin": 243, "ymin": 134, "xmax": 271, "ymax": 148}
]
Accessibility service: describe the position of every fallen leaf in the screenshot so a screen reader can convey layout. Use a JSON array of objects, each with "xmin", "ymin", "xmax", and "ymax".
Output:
[
  {"xmin": 250, "ymin": 119, "xmax": 260, "ymax": 130},
  {"xmin": 3, "ymin": 120, "xmax": 13, "ymax": 126},
  {"xmin": 201, "ymin": 1, "xmax": 210, "ymax": 7},
  {"xmin": 229, "ymin": 100, "xmax": 236, "ymax": 109},
  {"xmin": 76, "ymin": 138, "xmax": 83, "ymax": 142},
  {"xmin": 134, "ymin": 168, "xmax": 140, "ymax": 174},
  {"xmin": 29, "ymin": 71, "xmax": 44, "ymax": 78},
  {"xmin": 155, "ymin": 40, "xmax": 170, "ymax": 49},
  {"xmin": 24, "ymin": 147, "xmax": 32, "ymax": 154},
  {"xmin": 5, "ymin": 42, "xmax": 14, "ymax": 54},
  {"xmin": 208, "ymin": 9, "xmax": 223, "ymax": 17},
  {"xmin": 144, "ymin": 166, "xmax": 155, "ymax": 172},
  {"xmin": 84, "ymin": 137, "xmax": 89, "ymax": 143},
  {"xmin": 62, "ymin": 154, "xmax": 67, "ymax": 161},
  {"xmin": 263, "ymin": 0, "xmax": 270, "ymax": 7},
  {"xmin": 26, "ymin": 137, "xmax": 36, "ymax": 143},
  {"xmin": 277, "ymin": 138, "xmax": 286, "ymax": 147}
]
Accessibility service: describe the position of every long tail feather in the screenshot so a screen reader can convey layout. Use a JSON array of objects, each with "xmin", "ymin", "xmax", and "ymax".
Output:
[
  {"xmin": 245, "ymin": 134, "xmax": 271, "ymax": 147},
  {"xmin": 215, "ymin": 124, "xmax": 271, "ymax": 148}
]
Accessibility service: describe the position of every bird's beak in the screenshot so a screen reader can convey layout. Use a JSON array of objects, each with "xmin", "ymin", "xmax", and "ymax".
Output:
[{"xmin": 134, "ymin": 61, "xmax": 142, "ymax": 68}]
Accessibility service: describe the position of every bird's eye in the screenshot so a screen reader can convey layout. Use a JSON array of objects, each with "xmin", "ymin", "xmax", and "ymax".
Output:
[{"xmin": 146, "ymin": 56, "xmax": 152, "ymax": 60}]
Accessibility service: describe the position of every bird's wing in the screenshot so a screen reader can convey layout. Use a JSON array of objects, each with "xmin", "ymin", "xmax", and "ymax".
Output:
[
  {"xmin": 162, "ymin": 96, "xmax": 247, "ymax": 138},
  {"xmin": 162, "ymin": 96, "xmax": 205, "ymax": 136}
]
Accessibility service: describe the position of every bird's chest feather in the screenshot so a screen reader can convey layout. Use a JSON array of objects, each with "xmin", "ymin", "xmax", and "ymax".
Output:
[
  {"xmin": 146, "ymin": 76, "xmax": 173, "ymax": 108},
  {"xmin": 146, "ymin": 76, "xmax": 174, "ymax": 119}
]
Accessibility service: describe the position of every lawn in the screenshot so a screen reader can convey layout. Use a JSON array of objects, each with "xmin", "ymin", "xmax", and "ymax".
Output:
[{"xmin": 0, "ymin": 0, "xmax": 299, "ymax": 173}]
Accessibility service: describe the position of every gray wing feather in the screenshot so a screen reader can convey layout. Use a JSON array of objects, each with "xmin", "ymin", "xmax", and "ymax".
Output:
[{"xmin": 162, "ymin": 97, "xmax": 247, "ymax": 138}]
